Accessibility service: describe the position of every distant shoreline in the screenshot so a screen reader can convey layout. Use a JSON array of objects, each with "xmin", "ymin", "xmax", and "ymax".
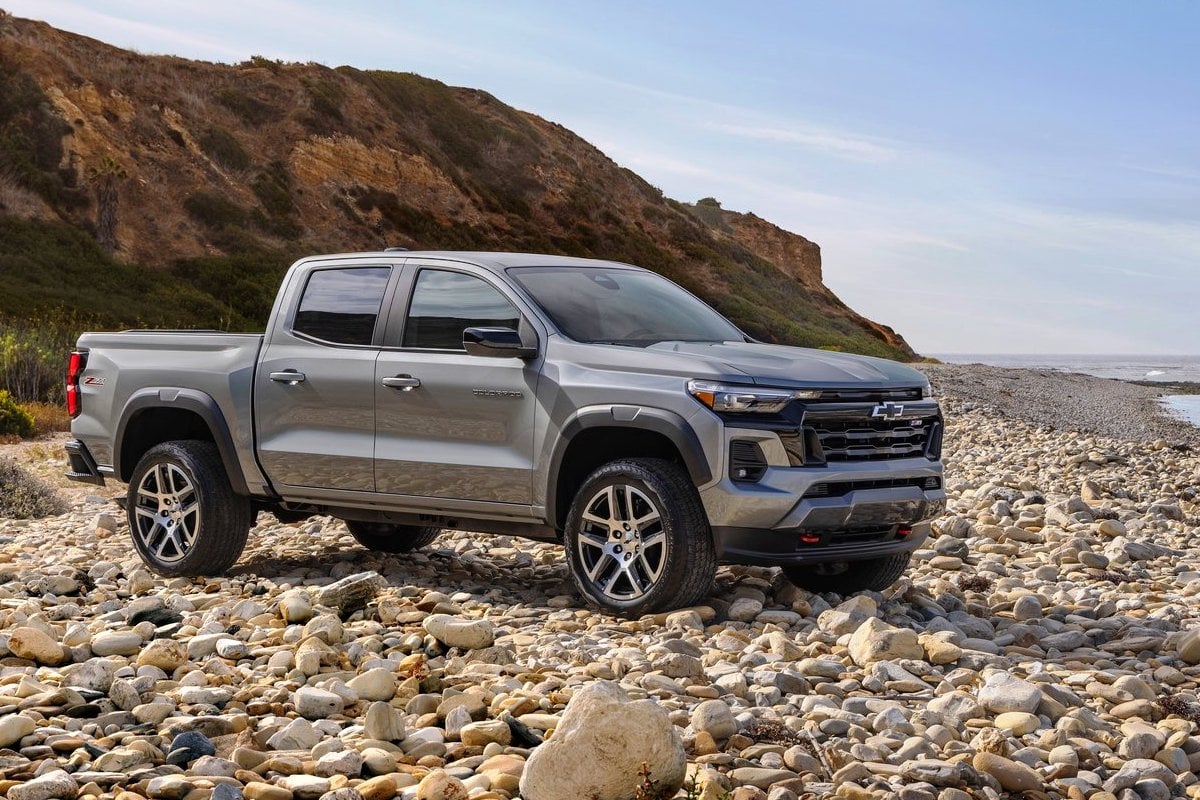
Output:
[{"xmin": 918, "ymin": 363, "xmax": 1200, "ymax": 446}]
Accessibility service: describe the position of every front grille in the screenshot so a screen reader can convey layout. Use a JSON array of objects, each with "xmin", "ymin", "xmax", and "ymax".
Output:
[
  {"xmin": 809, "ymin": 417, "xmax": 930, "ymax": 461},
  {"xmin": 803, "ymin": 476, "xmax": 941, "ymax": 499}
]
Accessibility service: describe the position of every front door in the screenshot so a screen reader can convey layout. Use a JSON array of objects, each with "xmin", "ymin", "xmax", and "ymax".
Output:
[{"xmin": 374, "ymin": 266, "xmax": 538, "ymax": 504}]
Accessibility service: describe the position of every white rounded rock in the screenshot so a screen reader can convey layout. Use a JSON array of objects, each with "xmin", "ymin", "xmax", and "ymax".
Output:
[{"xmin": 422, "ymin": 614, "xmax": 494, "ymax": 650}]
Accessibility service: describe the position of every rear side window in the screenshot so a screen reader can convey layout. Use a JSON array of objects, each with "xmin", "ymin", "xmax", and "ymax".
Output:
[
  {"xmin": 293, "ymin": 267, "xmax": 390, "ymax": 345},
  {"xmin": 403, "ymin": 269, "xmax": 520, "ymax": 350}
]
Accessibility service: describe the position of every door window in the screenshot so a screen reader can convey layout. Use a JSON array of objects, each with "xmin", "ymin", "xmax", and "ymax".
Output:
[
  {"xmin": 293, "ymin": 267, "xmax": 391, "ymax": 346},
  {"xmin": 403, "ymin": 270, "xmax": 520, "ymax": 350}
]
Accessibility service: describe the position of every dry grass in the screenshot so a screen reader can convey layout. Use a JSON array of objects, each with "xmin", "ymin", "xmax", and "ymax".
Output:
[{"xmin": 22, "ymin": 401, "xmax": 71, "ymax": 435}]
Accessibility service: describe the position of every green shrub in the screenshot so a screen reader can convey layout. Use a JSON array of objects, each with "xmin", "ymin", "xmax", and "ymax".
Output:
[
  {"xmin": 0, "ymin": 456, "xmax": 67, "ymax": 518},
  {"xmin": 215, "ymin": 86, "xmax": 273, "ymax": 125},
  {"xmin": 0, "ymin": 389, "xmax": 34, "ymax": 437},
  {"xmin": 184, "ymin": 191, "xmax": 249, "ymax": 229},
  {"xmin": 198, "ymin": 128, "xmax": 251, "ymax": 171}
]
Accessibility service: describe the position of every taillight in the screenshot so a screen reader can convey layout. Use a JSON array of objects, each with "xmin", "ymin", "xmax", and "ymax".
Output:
[{"xmin": 66, "ymin": 351, "xmax": 86, "ymax": 417}]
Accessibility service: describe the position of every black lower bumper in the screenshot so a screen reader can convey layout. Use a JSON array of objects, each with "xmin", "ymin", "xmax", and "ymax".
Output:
[
  {"xmin": 713, "ymin": 519, "xmax": 932, "ymax": 567},
  {"xmin": 65, "ymin": 439, "xmax": 106, "ymax": 486}
]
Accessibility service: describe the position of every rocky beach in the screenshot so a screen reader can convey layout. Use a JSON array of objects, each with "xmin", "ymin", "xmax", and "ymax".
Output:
[{"xmin": 1, "ymin": 364, "xmax": 1198, "ymax": 800}]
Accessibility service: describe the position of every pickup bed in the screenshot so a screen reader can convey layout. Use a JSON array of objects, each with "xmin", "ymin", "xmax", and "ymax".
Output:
[{"xmin": 67, "ymin": 251, "xmax": 945, "ymax": 614}]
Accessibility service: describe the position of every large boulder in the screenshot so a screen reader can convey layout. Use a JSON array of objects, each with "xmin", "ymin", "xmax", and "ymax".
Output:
[{"xmin": 519, "ymin": 681, "xmax": 686, "ymax": 800}]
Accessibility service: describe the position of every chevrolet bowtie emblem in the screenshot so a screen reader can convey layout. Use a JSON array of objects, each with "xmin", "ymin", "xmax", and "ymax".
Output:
[{"xmin": 870, "ymin": 402, "xmax": 904, "ymax": 420}]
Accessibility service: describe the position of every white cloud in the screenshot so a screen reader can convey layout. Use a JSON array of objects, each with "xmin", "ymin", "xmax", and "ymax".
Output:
[{"xmin": 705, "ymin": 122, "xmax": 899, "ymax": 163}]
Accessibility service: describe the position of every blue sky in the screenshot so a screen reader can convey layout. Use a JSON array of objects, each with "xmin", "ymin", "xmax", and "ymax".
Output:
[{"xmin": 5, "ymin": 1, "xmax": 1198, "ymax": 354}]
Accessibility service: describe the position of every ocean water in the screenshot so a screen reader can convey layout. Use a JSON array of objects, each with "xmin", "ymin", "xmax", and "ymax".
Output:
[{"xmin": 934, "ymin": 354, "xmax": 1200, "ymax": 427}]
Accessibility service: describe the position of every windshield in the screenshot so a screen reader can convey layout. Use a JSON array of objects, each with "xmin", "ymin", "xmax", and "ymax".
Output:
[{"xmin": 508, "ymin": 266, "xmax": 745, "ymax": 346}]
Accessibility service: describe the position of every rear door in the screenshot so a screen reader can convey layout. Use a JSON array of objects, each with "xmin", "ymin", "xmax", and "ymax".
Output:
[
  {"xmin": 373, "ymin": 264, "xmax": 539, "ymax": 505},
  {"xmin": 255, "ymin": 262, "xmax": 398, "ymax": 492}
]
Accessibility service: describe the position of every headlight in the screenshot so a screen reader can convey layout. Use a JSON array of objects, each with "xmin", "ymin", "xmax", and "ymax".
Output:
[
  {"xmin": 687, "ymin": 380, "xmax": 820, "ymax": 413},
  {"xmin": 921, "ymin": 381, "xmax": 935, "ymax": 399}
]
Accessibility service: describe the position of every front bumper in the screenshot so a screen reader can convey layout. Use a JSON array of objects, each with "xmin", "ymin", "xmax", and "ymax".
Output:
[{"xmin": 700, "ymin": 427, "xmax": 944, "ymax": 567}]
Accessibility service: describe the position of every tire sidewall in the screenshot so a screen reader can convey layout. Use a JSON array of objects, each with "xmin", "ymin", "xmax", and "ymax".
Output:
[{"xmin": 565, "ymin": 462, "xmax": 691, "ymax": 615}]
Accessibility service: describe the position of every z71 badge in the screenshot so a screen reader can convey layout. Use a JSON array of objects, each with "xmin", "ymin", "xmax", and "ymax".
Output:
[{"xmin": 82, "ymin": 376, "xmax": 106, "ymax": 386}]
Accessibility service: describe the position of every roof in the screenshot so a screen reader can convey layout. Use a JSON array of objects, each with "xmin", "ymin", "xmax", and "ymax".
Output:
[{"xmin": 296, "ymin": 250, "xmax": 647, "ymax": 274}]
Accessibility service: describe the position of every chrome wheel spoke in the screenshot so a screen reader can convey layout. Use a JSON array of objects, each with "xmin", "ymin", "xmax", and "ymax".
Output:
[
  {"xmin": 585, "ymin": 553, "xmax": 613, "ymax": 582},
  {"xmin": 640, "ymin": 530, "xmax": 666, "ymax": 550},
  {"xmin": 578, "ymin": 529, "xmax": 608, "ymax": 550},
  {"xmin": 134, "ymin": 461, "xmax": 199, "ymax": 565},
  {"xmin": 576, "ymin": 479, "xmax": 668, "ymax": 603}
]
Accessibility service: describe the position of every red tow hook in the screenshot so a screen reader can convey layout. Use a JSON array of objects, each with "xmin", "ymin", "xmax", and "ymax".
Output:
[
  {"xmin": 798, "ymin": 532, "xmax": 822, "ymax": 545},
  {"xmin": 897, "ymin": 526, "xmax": 913, "ymax": 537}
]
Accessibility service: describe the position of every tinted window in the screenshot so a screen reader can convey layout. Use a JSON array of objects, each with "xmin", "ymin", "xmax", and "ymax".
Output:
[
  {"xmin": 509, "ymin": 266, "xmax": 743, "ymax": 346},
  {"xmin": 294, "ymin": 267, "xmax": 390, "ymax": 345},
  {"xmin": 404, "ymin": 270, "xmax": 520, "ymax": 350}
]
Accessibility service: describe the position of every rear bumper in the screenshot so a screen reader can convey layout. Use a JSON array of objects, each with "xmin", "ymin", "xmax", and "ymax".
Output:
[{"xmin": 65, "ymin": 439, "xmax": 106, "ymax": 486}]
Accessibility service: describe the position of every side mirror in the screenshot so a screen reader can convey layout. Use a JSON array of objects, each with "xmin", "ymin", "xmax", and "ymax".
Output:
[{"xmin": 463, "ymin": 327, "xmax": 537, "ymax": 360}]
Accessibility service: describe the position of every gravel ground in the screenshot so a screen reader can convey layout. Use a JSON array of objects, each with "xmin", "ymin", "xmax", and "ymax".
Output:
[{"xmin": 920, "ymin": 363, "xmax": 1200, "ymax": 447}]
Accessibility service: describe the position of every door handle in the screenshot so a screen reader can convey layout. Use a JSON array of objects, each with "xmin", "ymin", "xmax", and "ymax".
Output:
[
  {"xmin": 269, "ymin": 370, "xmax": 307, "ymax": 384},
  {"xmin": 381, "ymin": 375, "xmax": 421, "ymax": 391}
]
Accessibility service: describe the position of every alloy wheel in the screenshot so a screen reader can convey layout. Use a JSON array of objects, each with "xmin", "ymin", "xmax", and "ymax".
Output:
[
  {"xmin": 574, "ymin": 482, "xmax": 667, "ymax": 602},
  {"xmin": 133, "ymin": 462, "xmax": 200, "ymax": 563}
]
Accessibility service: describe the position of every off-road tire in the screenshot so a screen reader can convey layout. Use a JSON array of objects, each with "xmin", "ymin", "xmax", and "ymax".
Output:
[
  {"xmin": 126, "ymin": 440, "xmax": 251, "ymax": 577},
  {"xmin": 783, "ymin": 552, "xmax": 912, "ymax": 594},
  {"xmin": 565, "ymin": 457, "xmax": 715, "ymax": 616},
  {"xmin": 346, "ymin": 521, "xmax": 443, "ymax": 553}
]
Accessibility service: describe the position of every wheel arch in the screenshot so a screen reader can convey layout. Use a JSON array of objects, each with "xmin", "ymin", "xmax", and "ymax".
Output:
[
  {"xmin": 546, "ymin": 407, "xmax": 711, "ymax": 530},
  {"xmin": 115, "ymin": 389, "xmax": 249, "ymax": 496}
]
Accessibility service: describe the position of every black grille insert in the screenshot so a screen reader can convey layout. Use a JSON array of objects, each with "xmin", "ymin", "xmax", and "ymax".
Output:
[
  {"xmin": 803, "ymin": 476, "xmax": 942, "ymax": 499},
  {"xmin": 729, "ymin": 440, "xmax": 767, "ymax": 483},
  {"xmin": 805, "ymin": 412, "xmax": 937, "ymax": 462}
]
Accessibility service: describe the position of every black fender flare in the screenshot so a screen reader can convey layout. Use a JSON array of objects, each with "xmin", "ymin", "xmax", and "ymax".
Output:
[
  {"xmin": 545, "ymin": 405, "xmax": 712, "ymax": 527},
  {"xmin": 114, "ymin": 388, "xmax": 250, "ymax": 496}
]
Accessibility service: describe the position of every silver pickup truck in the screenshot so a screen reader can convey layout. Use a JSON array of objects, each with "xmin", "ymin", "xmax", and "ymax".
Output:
[{"xmin": 66, "ymin": 251, "xmax": 945, "ymax": 614}]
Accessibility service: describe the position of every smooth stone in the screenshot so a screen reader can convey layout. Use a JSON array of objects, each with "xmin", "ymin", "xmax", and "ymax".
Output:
[
  {"xmin": 8, "ymin": 771, "xmax": 79, "ymax": 800},
  {"xmin": 91, "ymin": 631, "xmax": 143, "ymax": 657},
  {"xmin": 0, "ymin": 715, "xmax": 36, "ymax": 748},
  {"xmin": 295, "ymin": 686, "xmax": 344, "ymax": 720},
  {"xmin": 978, "ymin": 672, "xmax": 1042, "ymax": 714},
  {"xmin": 347, "ymin": 669, "xmax": 397, "ymax": 702},
  {"xmin": 364, "ymin": 702, "xmax": 407, "ymax": 742},
  {"xmin": 692, "ymin": 699, "xmax": 738, "ymax": 741},
  {"xmin": 460, "ymin": 720, "xmax": 512, "ymax": 747},
  {"xmin": 137, "ymin": 639, "xmax": 188, "ymax": 671},
  {"xmin": 994, "ymin": 711, "xmax": 1040, "ymax": 736},
  {"xmin": 422, "ymin": 614, "xmax": 495, "ymax": 650},
  {"xmin": 847, "ymin": 618, "xmax": 924, "ymax": 665},
  {"xmin": 7, "ymin": 627, "xmax": 66, "ymax": 665},
  {"xmin": 971, "ymin": 752, "xmax": 1041, "ymax": 792}
]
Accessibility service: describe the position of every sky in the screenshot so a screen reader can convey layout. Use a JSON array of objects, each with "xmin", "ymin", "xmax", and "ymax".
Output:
[{"xmin": 4, "ymin": 1, "xmax": 1198, "ymax": 355}]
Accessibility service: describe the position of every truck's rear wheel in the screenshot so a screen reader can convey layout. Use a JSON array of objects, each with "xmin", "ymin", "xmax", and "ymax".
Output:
[
  {"xmin": 345, "ymin": 521, "xmax": 442, "ymax": 553},
  {"xmin": 783, "ymin": 552, "xmax": 912, "ymax": 594},
  {"xmin": 126, "ymin": 440, "xmax": 250, "ymax": 577},
  {"xmin": 565, "ymin": 458, "xmax": 715, "ymax": 616}
]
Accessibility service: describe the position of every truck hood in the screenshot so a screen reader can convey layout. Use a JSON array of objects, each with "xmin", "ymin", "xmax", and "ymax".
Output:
[{"xmin": 645, "ymin": 341, "xmax": 927, "ymax": 388}]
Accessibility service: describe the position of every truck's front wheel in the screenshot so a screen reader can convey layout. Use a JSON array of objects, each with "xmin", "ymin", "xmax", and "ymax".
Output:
[
  {"xmin": 126, "ymin": 440, "xmax": 251, "ymax": 577},
  {"xmin": 565, "ymin": 458, "xmax": 715, "ymax": 616}
]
